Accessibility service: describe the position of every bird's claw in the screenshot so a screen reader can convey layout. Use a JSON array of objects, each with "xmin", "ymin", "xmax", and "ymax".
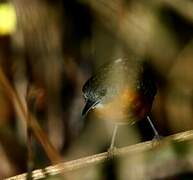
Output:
[
  {"xmin": 107, "ymin": 147, "xmax": 117, "ymax": 158},
  {"xmin": 152, "ymin": 134, "xmax": 163, "ymax": 147}
]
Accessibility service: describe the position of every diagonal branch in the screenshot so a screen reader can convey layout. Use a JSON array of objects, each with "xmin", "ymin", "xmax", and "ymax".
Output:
[
  {"xmin": 6, "ymin": 129, "xmax": 193, "ymax": 180},
  {"xmin": 0, "ymin": 68, "xmax": 62, "ymax": 164}
]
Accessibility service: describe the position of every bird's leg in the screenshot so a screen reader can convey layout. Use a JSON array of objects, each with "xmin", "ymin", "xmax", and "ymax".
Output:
[
  {"xmin": 147, "ymin": 116, "xmax": 161, "ymax": 140},
  {"xmin": 108, "ymin": 124, "xmax": 118, "ymax": 156},
  {"xmin": 110, "ymin": 124, "xmax": 118, "ymax": 149}
]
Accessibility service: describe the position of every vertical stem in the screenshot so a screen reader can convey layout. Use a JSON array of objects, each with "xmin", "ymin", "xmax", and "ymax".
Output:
[
  {"xmin": 27, "ymin": 124, "xmax": 33, "ymax": 180},
  {"xmin": 26, "ymin": 90, "xmax": 34, "ymax": 179}
]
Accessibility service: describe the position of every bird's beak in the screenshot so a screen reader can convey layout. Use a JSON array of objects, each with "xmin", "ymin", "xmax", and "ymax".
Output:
[{"xmin": 82, "ymin": 99, "xmax": 99, "ymax": 116}]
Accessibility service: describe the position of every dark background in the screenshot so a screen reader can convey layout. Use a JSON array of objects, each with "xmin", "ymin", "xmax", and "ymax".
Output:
[{"xmin": 0, "ymin": 0, "xmax": 193, "ymax": 179}]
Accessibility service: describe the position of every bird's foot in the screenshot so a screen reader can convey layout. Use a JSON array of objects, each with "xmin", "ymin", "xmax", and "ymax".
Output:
[
  {"xmin": 107, "ymin": 147, "xmax": 117, "ymax": 158},
  {"xmin": 152, "ymin": 134, "xmax": 163, "ymax": 147}
]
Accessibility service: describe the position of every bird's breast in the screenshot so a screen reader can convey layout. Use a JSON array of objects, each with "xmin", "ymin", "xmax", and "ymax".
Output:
[{"xmin": 93, "ymin": 87, "xmax": 151, "ymax": 123}]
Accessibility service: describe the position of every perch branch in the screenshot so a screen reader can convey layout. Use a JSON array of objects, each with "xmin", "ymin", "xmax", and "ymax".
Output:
[{"xmin": 6, "ymin": 129, "xmax": 193, "ymax": 180}]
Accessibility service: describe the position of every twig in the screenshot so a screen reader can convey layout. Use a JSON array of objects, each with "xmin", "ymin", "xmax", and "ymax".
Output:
[
  {"xmin": 6, "ymin": 129, "xmax": 193, "ymax": 180},
  {"xmin": 0, "ymin": 68, "xmax": 62, "ymax": 164},
  {"xmin": 158, "ymin": 0, "xmax": 193, "ymax": 23}
]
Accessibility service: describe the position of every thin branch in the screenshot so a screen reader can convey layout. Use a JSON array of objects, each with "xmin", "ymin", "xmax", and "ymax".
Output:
[
  {"xmin": 6, "ymin": 129, "xmax": 193, "ymax": 180},
  {"xmin": 158, "ymin": 0, "xmax": 193, "ymax": 23},
  {"xmin": 0, "ymin": 68, "xmax": 62, "ymax": 164}
]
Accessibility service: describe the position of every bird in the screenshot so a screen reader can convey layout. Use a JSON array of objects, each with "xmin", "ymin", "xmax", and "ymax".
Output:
[{"xmin": 82, "ymin": 56, "xmax": 159, "ymax": 150}]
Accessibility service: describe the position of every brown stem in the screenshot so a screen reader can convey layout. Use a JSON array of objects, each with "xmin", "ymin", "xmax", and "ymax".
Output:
[{"xmin": 0, "ymin": 68, "xmax": 62, "ymax": 164}]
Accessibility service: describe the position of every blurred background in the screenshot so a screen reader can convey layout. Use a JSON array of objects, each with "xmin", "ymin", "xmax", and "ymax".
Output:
[{"xmin": 0, "ymin": 0, "xmax": 193, "ymax": 179}]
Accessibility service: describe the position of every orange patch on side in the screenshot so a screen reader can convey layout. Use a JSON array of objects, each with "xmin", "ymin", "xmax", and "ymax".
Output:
[
  {"xmin": 94, "ymin": 87, "xmax": 152, "ymax": 123},
  {"xmin": 94, "ymin": 88, "xmax": 139, "ymax": 123}
]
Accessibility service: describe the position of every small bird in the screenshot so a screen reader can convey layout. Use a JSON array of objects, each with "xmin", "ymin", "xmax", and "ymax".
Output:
[{"xmin": 82, "ymin": 56, "xmax": 159, "ymax": 149}]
